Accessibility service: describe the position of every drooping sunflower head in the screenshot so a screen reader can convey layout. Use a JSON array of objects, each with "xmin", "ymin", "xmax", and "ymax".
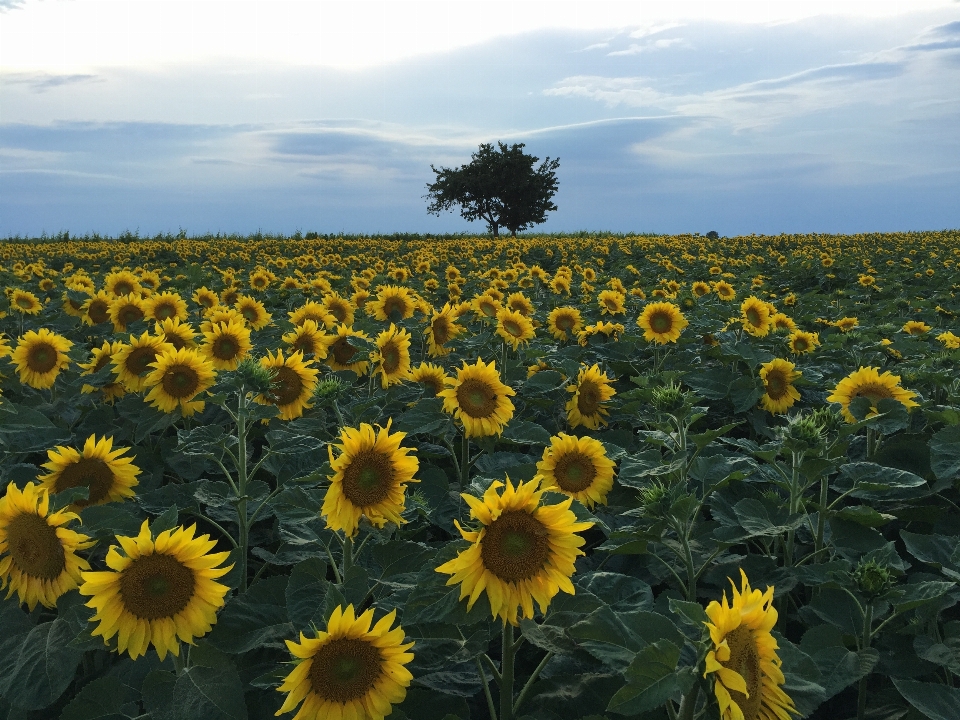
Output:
[
  {"xmin": 282, "ymin": 319, "xmax": 328, "ymax": 359},
  {"xmin": 410, "ymin": 362, "xmax": 448, "ymax": 396},
  {"xmin": 0, "ymin": 482, "xmax": 93, "ymax": 610},
  {"xmin": 318, "ymin": 324, "xmax": 370, "ymax": 376},
  {"xmin": 565, "ymin": 364, "xmax": 616, "ymax": 430},
  {"xmin": 495, "ymin": 307, "xmax": 536, "ymax": 351},
  {"xmin": 79, "ymin": 520, "xmax": 232, "ymax": 660},
  {"xmin": 144, "ymin": 291, "xmax": 187, "ymax": 323},
  {"xmin": 438, "ymin": 358, "xmax": 516, "ymax": 438},
  {"xmin": 256, "ymin": 349, "xmax": 320, "ymax": 420},
  {"xmin": 537, "ymin": 433, "xmax": 616, "ymax": 508},
  {"xmin": 143, "ymin": 347, "xmax": 217, "ymax": 417},
  {"xmin": 740, "ymin": 296, "xmax": 772, "ymax": 337},
  {"xmin": 704, "ymin": 569, "xmax": 796, "ymax": 720},
  {"xmin": 321, "ymin": 420, "xmax": 419, "ymax": 537},
  {"xmin": 11, "ymin": 328, "xmax": 73, "ymax": 390},
  {"xmin": 758, "ymin": 358, "xmax": 802, "ymax": 414},
  {"xmin": 826, "ymin": 366, "xmax": 920, "ymax": 423},
  {"xmin": 112, "ymin": 332, "xmax": 173, "ymax": 392},
  {"xmin": 436, "ymin": 477, "xmax": 594, "ymax": 625},
  {"xmin": 201, "ymin": 318, "xmax": 253, "ymax": 370},
  {"xmin": 39, "ymin": 434, "xmax": 140, "ymax": 508},
  {"xmin": 371, "ymin": 324, "xmax": 412, "ymax": 389},
  {"xmin": 637, "ymin": 301, "xmax": 689, "ymax": 344}
]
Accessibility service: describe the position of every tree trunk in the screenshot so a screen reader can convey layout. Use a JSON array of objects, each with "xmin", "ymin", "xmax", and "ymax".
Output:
[{"xmin": 491, "ymin": 222, "xmax": 499, "ymax": 239}]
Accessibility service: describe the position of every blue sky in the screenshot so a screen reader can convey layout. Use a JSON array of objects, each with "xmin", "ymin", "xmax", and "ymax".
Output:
[{"xmin": 1, "ymin": 1, "xmax": 959, "ymax": 237}]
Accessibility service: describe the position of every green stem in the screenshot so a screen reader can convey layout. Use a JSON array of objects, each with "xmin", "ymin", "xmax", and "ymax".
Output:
[
  {"xmin": 501, "ymin": 623, "xmax": 515, "ymax": 720},
  {"xmin": 866, "ymin": 428, "xmax": 878, "ymax": 458},
  {"xmin": 477, "ymin": 657, "xmax": 498, "ymax": 720},
  {"xmin": 857, "ymin": 603, "xmax": 874, "ymax": 720},
  {"xmin": 815, "ymin": 473, "xmax": 829, "ymax": 561},
  {"xmin": 236, "ymin": 393, "xmax": 249, "ymax": 592},
  {"xmin": 677, "ymin": 683, "xmax": 700, "ymax": 720},
  {"xmin": 172, "ymin": 644, "xmax": 186, "ymax": 676},
  {"xmin": 513, "ymin": 651, "xmax": 553, "ymax": 715},
  {"xmin": 342, "ymin": 534, "xmax": 354, "ymax": 575},
  {"xmin": 785, "ymin": 451, "xmax": 803, "ymax": 567},
  {"xmin": 461, "ymin": 433, "xmax": 471, "ymax": 485}
]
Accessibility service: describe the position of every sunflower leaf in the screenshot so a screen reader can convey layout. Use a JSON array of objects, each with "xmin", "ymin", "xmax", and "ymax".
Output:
[
  {"xmin": 893, "ymin": 678, "xmax": 960, "ymax": 720},
  {"xmin": 605, "ymin": 639, "xmax": 682, "ymax": 715},
  {"xmin": 142, "ymin": 666, "xmax": 248, "ymax": 720}
]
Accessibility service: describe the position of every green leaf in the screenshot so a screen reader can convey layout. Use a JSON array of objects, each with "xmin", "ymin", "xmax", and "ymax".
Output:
[
  {"xmin": 285, "ymin": 558, "xmax": 330, "ymax": 631},
  {"xmin": 901, "ymin": 531, "xmax": 960, "ymax": 581},
  {"xmin": 59, "ymin": 676, "xmax": 130, "ymax": 720},
  {"xmin": 521, "ymin": 370, "xmax": 564, "ymax": 395},
  {"xmin": 730, "ymin": 376, "xmax": 764, "ymax": 413},
  {"xmin": 402, "ymin": 544, "xmax": 491, "ymax": 627},
  {"xmin": 606, "ymin": 640, "xmax": 683, "ymax": 716},
  {"xmin": 688, "ymin": 422, "xmax": 742, "ymax": 451},
  {"xmin": 836, "ymin": 505, "xmax": 895, "ymax": 527},
  {"xmin": 142, "ymin": 666, "xmax": 248, "ymax": 720},
  {"xmin": 893, "ymin": 678, "xmax": 960, "ymax": 720},
  {"xmin": 682, "ymin": 367, "xmax": 737, "ymax": 399},
  {"xmin": 206, "ymin": 576, "xmax": 293, "ymax": 653},
  {"xmin": 668, "ymin": 598, "xmax": 709, "ymax": 628},
  {"xmin": 834, "ymin": 462, "xmax": 928, "ymax": 501},
  {"xmin": 566, "ymin": 607, "xmax": 684, "ymax": 671},
  {"xmin": 915, "ymin": 636, "xmax": 960, "ymax": 676},
  {"xmin": 151, "ymin": 505, "xmax": 178, "ymax": 536},
  {"xmin": 887, "ymin": 581, "xmax": 956, "ymax": 613},
  {"xmin": 733, "ymin": 498, "xmax": 803, "ymax": 538},
  {"xmin": 395, "ymin": 688, "xmax": 470, "ymax": 720},
  {"xmin": 811, "ymin": 646, "xmax": 878, "ymax": 700},
  {"xmin": 801, "ymin": 588, "xmax": 864, "ymax": 635},
  {"xmin": 576, "ymin": 572, "xmax": 653, "ymax": 613},
  {"xmin": 394, "ymin": 398, "xmax": 449, "ymax": 436},
  {"xmin": 177, "ymin": 425, "xmax": 236, "ymax": 457},
  {"xmin": 0, "ymin": 619, "xmax": 83, "ymax": 710},
  {"xmin": 931, "ymin": 425, "xmax": 960, "ymax": 481},
  {"xmin": 501, "ymin": 420, "xmax": 552, "ymax": 445}
]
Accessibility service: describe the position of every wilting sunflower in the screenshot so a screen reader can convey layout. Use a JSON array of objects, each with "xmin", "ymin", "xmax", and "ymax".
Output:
[
  {"xmin": 367, "ymin": 285, "xmax": 416, "ymax": 322},
  {"xmin": 436, "ymin": 477, "xmax": 593, "ymax": 625},
  {"xmin": 321, "ymin": 293, "xmax": 355, "ymax": 326},
  {"xmin": 410, "ymin": 362, "xmax": 448, "ymax": 396},
  {"xmin": 537, "ymin": 433, "xmax": 616, "ymax": 508},
  {"xmin": 236, "ymin": 296, "xmax": 272, "ymax": 330},
  {"xmin": 201, "ymin": 318, "xmax": 253, "ymax": 371},
  {"xmin": 79, "ymin": 520, "xmax": 232, "ymax": 660},
  {"xmin": 597, "ymin": 289, "xmax": 626, "ymax": 315},
  {"xmin": 109, "ymin": 293, "xmax": 146, "ymax": 332},
  {"xmin": 0, "ymin": 482, "xmax": 93, "ymax": 610},
  {"xmin": 257, "ymin": 349, "xmax": 320, "ymax": 420},
  {"xmin": 740, "ymin": 296, "xmax": 772, "ymax": 337},
  {"xmin": 637, "ymin": 302, "xmax": 689, "ymax": 344},
  {"xmin": 11, "ymin": 289, "xmax": 42, "ymax": 315},
  {"xmin": 566, "ymin": 364, "xmax": 615, "ymax": 430},
  {"xmin": 425, "ymin": 303, "xmax": 463, "ymax": 357},
  {"xmin": 289, "ymin": 301, "xmax": 336, "ymax": 329},
  {"xmin": 826, "ymin": 366, "xmax": 919, "ymax": 423},
  {"xmin": 276, "ymin": 604, "xmax": 415, "ymax": 720},
  {"xmin": 321, "ymin": 421, "xmax": 419, "ymax": 537},
  {"xmin": 112, "ymin": 332, "xmax": 172, "ymax": 392},
  {"xmin": 577, "ymin": 320, "xmax": 624, "ymax": 346},
  {"xmin": 39, "ymin": 434, "xmax": 140, "ymax": 508},
  {"xmin": 714, "ymin": 281, "xmax": 736, "ymax": 301},
  {"xmin": 103, "ymin": 270, "xmax": 141, "ymax": 298},
  {"xmin": 144, "ymin": 291, "xmax": 188, "ymax": 323},
  {"xmin": 318, "ymin": 325, "xmax": 370, "ymax": 376},
  {"xmin": 758, "ymin": 359, "xmax": 801, "ymax": 414},
  {"xmin": 143, "ymin": 347, "xmax": 216, "ymax": 416},
  {"xmin": 79, "ymin": 340, "xmax": 127, "ymax": 402},
  {"xmin": 547, "ymin": 306, "xmax": 584, "ymax": 341},
  {"xmin": 371, "ymin": 324, "xmax": 412, "ymax": 388},
  {"xmin": 902, "ymin": 320, "xmax": 931, "ymax": 335},
  {"xmin": 704, "ymin": 570, "xmax": 796, "ymax": 720},
  {"xmin": 439, "ymin": 358, "xmax": 516, "ymax": 438},
  {"xmin": 12, "ymin": 328, "xmax": 73, "ymax": 389},
  {"xmin": 495, "ymin": 307, "xmax": 536, "ymax": 350},
  {"xmin": 283, "ymin": 320, "xmax": 328, "ymax": 359},
  {"xmin": 82, "ymin": 290, "xmax": 113, "ymax": 325},
  {"xmin": 787, "ymin": 330, "xmax": 820, "ymax": 355}
]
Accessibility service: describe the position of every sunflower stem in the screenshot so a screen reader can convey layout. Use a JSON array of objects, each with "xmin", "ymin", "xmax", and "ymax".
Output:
[
  {"xmin": 172, "ymin": 645, "xmax": 185, "ymax": 676},
  {"xmin": 857, "ymin": 603, "xmax": 874, "ymax": 720},
  {"xmin": 476, "ymin": 657, "xmax": 499, "ymax": 720},
  {"xmin": 815, "ymin": 473, "xmax": 830, "ymax": 561},
  {"xmin": 342, "ymin": 534, "xmax": 354, "ymax": 575},
  {"xmin": 500, "ymin": 623, "xmax": 515, "ymax": 720},
  {"xmin": 461, "ymin": 433, "xmax": 470, "ymax": 485},
  {"xmin": 236, "ymin": 391, "xmax": 250, "ymax": 592},
  {"xmin": 513, "ymin": 650, "xmax": 553, "ymax": 715},
  {"xmin": 677, "ymin": 683, "xmax": 699, "ymax": 720}
]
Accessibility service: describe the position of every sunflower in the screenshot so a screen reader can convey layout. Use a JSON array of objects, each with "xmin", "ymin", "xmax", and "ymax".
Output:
[
  {"xmin": 435, "ymin": 477, "xmax": 593, "ymax": 625},
  {"xmin": 770, "ymin": 313, "xmax": 796, "ymax": 332},
  {"xmin": 143, "ymin": 347, "xmax": 216, "ymax": 416},
  {"xmin": 637, "ymin": 302, "xmax": 689, "ymax": 344},
  {"xmin": 79, "ymin": 340, "xmax": 127, "ymax": 402},
  {"xmin": 322, "ymin": 293, "xmax": 355, "ymax": 326},
  {"xmin": 236, "ymin": 296, "xmax": 272, "ymax": 330},
  {"xmin": 318, "ymin": 325, "xmax": 370, "ymax": 376},
  {"xmin": 149, "ymin": 314, "xmax": 195, "ymax": 350},
  {"xmin": 0, "ymin": 482, "xmax": 93, "ymax": 610},
  {"xmin": 537, "ymin": 433, "xmax": 616, "ymax": 508},
  {"xmin": 79, "ymin": 520, "xmax": 232, "ymax": 660},
  {"xmin": 566, "ymin": 364, "xmax": 616, "ymax": 430},
  {"xmin": 826, "ymin": 366, "xmax": 920, "ymax": 423},
  {"xmin": 201, "ymin": 318, "xmax": 252, "ymax": 371},
  {"xmin": 547, "ymin": 307, "xmax": 583, "ymax": 341},
  {"xmin": 144, "ymin": 291, "xmax": 188, "ymax": 323},
  {"xmin": 367, "ymin": 286, "xmax": 416, "ymax": 322},
  {"xmin": 12, "ymin": 328, "xmax": 73, "ymax": 389},
  {"xmin": 471, "ymin": 294, "xmax": 501, "ymax": 321},
  {"xmin": 283, "ymin": 320, "xmax": 328, "ymax": 359},
  {"xmin": 221, "ymin": 286, "xmax": 240, "ymax": 307},
  {"xmin": 740, "ymin": 297, "xmax": 772, "ymax": 337},
  {"xmin": 0, "ymin": 334, "xmax": 11, "ymax": 359},
  {"xmin": 371, "ymin": 324, "xmax": 412, "ymax": 389},
  {"xmin": 758, "ymin": 359, "xmax": 801, "ymax": 414},
  {"xmin": 833, "ymin": 317, "xmax": 859, "ymax": 333},
  {"xmin": 200, "ymin": 306, "xmax": 246, "ymax": 333},
  {"xmin": 577, "ymin": 321, "xmax": 624, "ymax": 346},
  {"xmin": 714, "ymin": 281, "xmax": 736, "ymax": 301},
  {"xmin": 249, "ymin": 268, "xmax": 272, "ymax": 291},
  {"xmin": 496, "ymin": 307, "xmax": 536, "ymax": 350},
  {"xmin": 62, "ymin": 289, "xmax": 89, "ymax": 317},
  {"xmin": 787, "ymin": 330, "xmax": 820, "ymax": 355},
  {"xmin": 425, "ymin": 303, "xmax": 463, "ymax": 357},
  {"xmin": 11, "ymin": 289, "xmax": 42, "ymax": 315},
  {"xmin": 109, "ymin": 293, "xmax": 146, "ymax": 332},
  {"xmin": 692, "ymin": 281, "xmax": 712, "ymax": 298},
  {"xmin": 937, "ymin": 331, "xmax": 960, "ymax": 349},
  {"xmin": 290, "ymin": 301, "xmax": 336, "ymax": 329},
  {"xmin": 82, "ymin": 290, "xmax": 113, "ymax": 325},
  {"xmin": 597, "ymin": 289, "xmax": 626, "ymax": 316},
  {"xmin": 276, "ymin": 604, "xmax": 414, "ymax": 720},
  {"xmin": 410, "ymin": 362, "xmax": 448, "ymax": 396},
  {"xmin": 902, "ymin": 320, "xmax": 931, "ymax": 336},
  {"xmin": 439, "ymin": 358, "xmax": 516, "ymax": 438},
  {"xmin": 39, "ymin": 434, "xmax": 140, "ymax": 508},
  {"xmin": 321, "ymin": 421, "xmax": 419, "ymax": 537},
  {"xmin": 104, "ymin": 270, "xmax": 141, "ymax": 298},
  {"xmin": 506, "ymin": 291, "xmax": 535, "ymax": 317},
  {"xmin": 704, "ymin": 570, "xmax": 796, "ymax": 720},
  {"xmin": 257, "ymin": 350, "xmax": 320, "ymax": 421},
  {"xmin": 192, "ymin": 286, "xmax": 219, "ymax": 310},
  {"xmin": 138, "ymin": 270, "xmax": 161, "ymax": 294}
]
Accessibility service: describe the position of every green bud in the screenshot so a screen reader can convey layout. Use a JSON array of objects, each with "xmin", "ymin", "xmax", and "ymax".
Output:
[
  {"xmin": 779, "ymin": 412, "xmax": 825, "ymax": 454},
  {"xmin": 853, "ymin": 559, "xmax": 894, "ymax": 598},
  {"xmin": 313, "ymin": 377, "xmax": 348, "ymax": 405},
  {"xmin": 651, "ymin": 382, "xmax": 691, "ymax": 415},
  {"xmin": 235, "ymin": 357, "xmax": 275, "ymax": 394},
  {"xmin": 638, "ymin": 480, "xmax": 671, "ymax": 518}
]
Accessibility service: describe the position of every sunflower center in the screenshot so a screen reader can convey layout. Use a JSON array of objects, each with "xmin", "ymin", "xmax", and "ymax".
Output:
[
  {"xmin": 162, "ymin": 365, "xmax": 201, "ymax": 399},
  {"xmin": 456, "ymin": 378, "xmax": 498, "ymax": 419},
  {"xmin": 16, "ymin": 296, "xmax": 34, "ymax": 309},
  {"xmin": 213, "ymin": 336, "xmax": 239, "ymax": 360},
  {"xmin": 382, "ymin": 297, "xmax": 407, "ymax": 318},
  {"xmin": 199, "ymin": 294, "xmax": 215, "ymax": 308},
  {"xmin": 765, "ymin": 371, "xmax": 789, "ymax": 400},
  {"xmin": 53, "ymin": 457, "xmax": 115, "ymax": 506},
  {"xmin": 722, "ymin": 625, "xmax": 763, "ymax": 720},
  {"xmin": 503, "ymin": 319, "xmax": 522, "ymax": 337},
  {"xmin": 480, "ymin": 301, "xmax": 497, "ymax": 317},
  {"xmin": 605, "ymin": 299, "xmax": 617, "ymax": 310},
  {"xmin": 118, "ymin": 304, "xmax": 144, "ymax": 326},
  {"xmin": 329, "ymin": 303, "xmax": 348, "ymax": 322},
  {"xmin": 553, "ymin": 451, "xmax": 598, "ymax": 493},
  {"xmin": 309, "ymin": 637, "xmax": 383, "ymax": 702},
  {"xmin": 155, "ymin": 303, "xmax": 176, "ymax": 320},
  {"xmin": 576, "ymin": 380, "xmax": 602, "ymax": 416},
  {"xmin": 126, "ymin": 346, "xmax": 160, "ymax": 376},
  {"xmin": 793, "ymin": 338, "xmax": 809, "ymax": 351},
  {"xmin": 292, "ymin": 336, "xmax": 316, "ymax": 355},
  {"xmin": 341, "ymin": 450, "xmax": 395, "ymax": 507},
  {"xmin": 241, "ymin": 306, "xmax": 259, "ymax": 322},
  {"xmin": 481, "ymin": 510, "xmax": 550, "ymax": 582},
  {"xmin": 420, "ymin": 375, "xmax": 443, "ymax": 396},
  {"xmin": 852, "ymin": 383, "xmax": 894, "ymax": 405},
  {"xmin": 331, "ymin": 338, "xmax": 358, "ymax": 366},
  {"xmin": 27, "ymin": 342, "xmax": 58, "ymax": 373},
  {"xmin": 746, "ymin": 308, "xmax": 762, "ymax": 327},
  {"xmin": 119, "ymin": 553, "xmax": 196, "ymax": 620},
  {"xmin": 272, "ymin": 366, "xmax": 305, "ymax": 406},
  {"xmin": 114, "ymin": 281, "xmax": 134, "ymax": 296},
  {"xmin": 556, "ymin": 314, "xmax": 574, "ymax": 331},
  {"xmin": 432, "ymin": 317, "xmax": 451, "ymax": 345},
  {"xmin": 165, "ymin": 333, "xmax": 187, "ymax": 350},
  {"xmin": 6, "ymin": 512, "xmax": 66, "ymax": 580},
  {"xmin": 650, "ymin": 311, "xmax": 672, "ymax": 334}
]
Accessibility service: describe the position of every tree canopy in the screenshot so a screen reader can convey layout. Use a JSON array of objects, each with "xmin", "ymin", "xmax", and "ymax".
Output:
[{"xmin": 425, "ymin": 142, "xmax": 560, "ymax": 238}]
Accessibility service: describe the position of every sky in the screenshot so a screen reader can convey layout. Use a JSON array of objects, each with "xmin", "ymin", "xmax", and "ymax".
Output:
[{"xmin": 1, "ymin": 0, "xmax": 959, "ymax": 237}]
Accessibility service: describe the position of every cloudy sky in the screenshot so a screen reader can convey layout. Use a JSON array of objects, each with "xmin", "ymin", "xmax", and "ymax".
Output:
[{"xmin": 1, "ymin": 0, "xmax": 959, "ymax": 237}]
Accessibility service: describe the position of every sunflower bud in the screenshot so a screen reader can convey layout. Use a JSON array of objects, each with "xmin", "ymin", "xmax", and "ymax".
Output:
[
  {"xmin": 651, "ymin": 382, "xmax": 694, "ymax": 416},
  {"xmin": 637, "ymin": 480, "xmax": 672, "ymax": 518},
  {"xmin": 235, "ymin": 357, "xmax": 275, "ymax": 393},
  {"xmin": 313, "ymin": 377, "xmax": 348, "ymax": 406},
  {"xmin": 778, "ymin": 412, "xmax": 825, "ymax": 454},
  {"xmin": 853, "ymin": 559, "xmax": 894, "ymax": 598}
]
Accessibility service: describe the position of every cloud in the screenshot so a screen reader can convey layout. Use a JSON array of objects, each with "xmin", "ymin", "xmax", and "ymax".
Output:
[
  {"xmin": 608, "ymin": 37, "xmax": 685, "ymax": 56},
  {"xmin": 1, "ymin": 71, "xmax": 100, "ymax": 92},
  {"xmin": 0, "ymin": 0, "xmax": 27, "ymax": 11},
  {"xmin": 629, "ymin": 22, "xmax": 684, "ymax": 39}
]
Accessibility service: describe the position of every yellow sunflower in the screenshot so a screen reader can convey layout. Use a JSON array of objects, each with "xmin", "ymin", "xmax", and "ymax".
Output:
[
  {"xmin": 547, "ymin": 306, "xmax": 584, "ymax": 341},
  {"xmin": 637, "ymin": 302, "xmax": 689, "ymax": 344},
  {"xmin": 144, "ymin": 291, "xmax": 188, "ymax": 323},
  {"xmin": 758, "ymin": 359, "xmax": 801, "ymax": 414},
  {"xmin": 496, "ymin": 307, "xmax": 536, "ymax": 350},
  {"xmin": 598, "ymin": 289, "xmax": 626, "ymax": 315},
  {"xmin": 112, "ymin": 332, "xmax": 173, "ymax": 392},
  {"xmin": 12, "ymin": 328, "xmax": 73, "ymax": 389},
  {"xmin": 321, "ymin": 421, "xmax": 419, "ymax": 537},
  {"xmin": 439, "ymin": 358, "xmax": 516, "ymax": 438},
  {"xmin": 902, "ymin": 320, "xmax": 931, "ymax": 336},
  {"xmin": 62, "ymin": 289, "xmax": 89, "ymax": 317},
  {"xmin": 276, "ymin": 604, "xmax": 414, "ymax": 720},
  {"xmin": 371, "ymin": 324, "xmax": 412, "ymax": 389},
  {"xmin": 109, "ymin": 293, "xmax": 147, "ymax": 332},
  {"xmin": 257, "ymin": 349, "xmax": 320, "ymax": 421},
  {"xmin": 11, "ymin": 289, "xmax": 42, "ymax": 315},
  {"xmin": 704, "ymin": 570, "xmax": 796, "ymax": 720},
  {"xmin": 740, "ymin": 297, "xmax": 772, "ymax": 338},
  {"xmin": 367, "ymin": 285, "xmax": 416, "ymax": 322},
  {"xmin": 82, "ymin": 290, "xmax": 113, "ymax": 326},
  {"xmin": 154, "ymin": 317, "xmax": 197, "ymax": 350},
  {"xmin": 425, "ymin": 303, "xmax": 463, "ymax": 357},
  {"xmin": 321, "ymin": 293, "xmax": 356, "ymax": 326},
  {"xmin": 770, "ymin": 313, "xmax": 796, "ymax": 333},
  {"xmin": 289, "ymin": 301, "xmax": 336, "ymax": 330},
  {"xmin": 692, "ymin": 281, "xmax": 712, "ymax": 298},
  {"xmin": 79, "ymin": 340, "xmax": 127, "ymax": 402},
  {"xmin": 201, "ymin": 318, "xmax": 253, "ymax": 371},
  {"xmin": 0, "ymin": 482, "xmax": 93, "ymax": 610},
  {"xmin": 0, "ymin": 334, "xmax": 11, "ymax": 360},
  {"xmin": 506, "ymin": 291, "xmax": 535, "ymax": 317},
  {"xmin": 192, "ymin": 286, "xmax": 219, "ymax": 310},
  {"xmin": 826, "ymin": 366, "xmax": 920, "ymax": 423},
  {"xmin": 714, "ymin": 281, "xmax": 736, "ymax": 301},
  {"xmin": 833, "ymin": 317, "xmax": 859, "ymax": 333},
  {"xmin": 79, "ymin": 520, "xmax": 232, "ymax": 660},
  {"xmin": 143, "ymin": 347, "xmax": 216, "ymax": 416},
  {"xmin": 103, "ymin": 270, "xmax": 141, "ymax": 298},
  {"xmin": 537, "ymin": 433, "xmax": 616, "ymax": 508},
  {"xmin": 787, "ymin": 330, "xmax": 820, "ymax": 355},
  {"xmin": 577, "ymin": 321, "xmax": 625, "ymax": 346},
  {"xmin": 39, "ymin": 434, "xmax": 140, "ymax": 508},
  {"xmin": 236, "ymin": 296, "xmax": 273, "ymax": 330},
  {"xmin": 435, "ymin": 477, "xmax": 593, "ymax": 625},
  {"xmin": 566, "ymin": 364, "xmax": 616, "ymax": 430},
  {"xmin": 937, "ymin": 331, "xmax": 960, "ymax": 349},
  {"xmin": 409, "ymin": 362, "xmax": 448, "ymax": 396},
  {"xmin": 318, "ymin": 325, "xmax": 370, "ymax": 376},
  {"xmin": 471, "ymin": 294, "xmax": 501, "ymax": 321},
  {"xmin": 283, "ymin": 320, "xmax": 328, "ymax": 359}
]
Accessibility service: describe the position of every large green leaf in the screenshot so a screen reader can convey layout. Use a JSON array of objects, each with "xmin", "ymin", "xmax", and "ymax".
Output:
[
  {"xmin": 0, "ymin": 619, "xmax": 83, "ymax": 711},
  {"xmin": 284, "ymin": 558, "xmax": 331, "ymax": 631},
  {"xmin": 59, "ymin": 676, "xmax": 131, "ymax": 720},
  {"xmin": 142, "ymin": 666, "xmax": 248, "ymax": 720},
  {"xmin": 893, "ymin": 678, "xmax": 960, "ymax": 720},
  {"xmin": 606, "ymin": 640, "xmax": 684, "ymax": 715},
  {"xmin": 207, "ymin": 576, "xmax": 293, "ymax": 653},
  {"xmin": 931, "ymin": 425, "xmax": 960, "ymax": 481}
]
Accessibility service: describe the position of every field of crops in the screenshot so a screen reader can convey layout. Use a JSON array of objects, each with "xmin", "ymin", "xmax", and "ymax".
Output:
[{"xmin": 0, "ymin": 231, "xmax": 959, "ymax": 720}]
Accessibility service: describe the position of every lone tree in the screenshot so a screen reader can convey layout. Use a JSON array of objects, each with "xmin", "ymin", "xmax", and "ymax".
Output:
[{"xmin": 425, "ymin": 142, "xmax": 560, "ymax": 238}]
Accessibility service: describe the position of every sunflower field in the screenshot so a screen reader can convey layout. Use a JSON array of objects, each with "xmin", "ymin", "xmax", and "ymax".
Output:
[{"xmin": 1, "ymin": 231, "xmax": 960, "ymax": 720}]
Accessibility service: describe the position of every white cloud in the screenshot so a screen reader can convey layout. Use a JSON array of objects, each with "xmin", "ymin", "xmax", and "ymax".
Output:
[{"xmin": 608, "ymin": 37, "xmax": 685, "ymax": 56}]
